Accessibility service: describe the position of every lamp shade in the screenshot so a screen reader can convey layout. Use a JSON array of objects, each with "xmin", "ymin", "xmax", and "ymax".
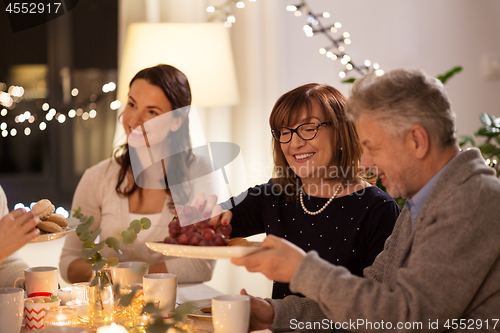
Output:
[{"xmin": 117, "ymin": 23, "xmax": 240, "ymax": 108}]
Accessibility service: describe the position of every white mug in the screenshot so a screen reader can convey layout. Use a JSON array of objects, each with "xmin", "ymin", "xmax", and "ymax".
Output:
[
  {"xmin": 0, "ymin": 288, "xmax": 24, "ymax": 333},
  {"xmin": 14, "ymin": 266, "xmax": 58, "ymax": 297},
  {"xmin": 212, "ymin": 295, "xmax": 250, "ymax": 333},
  {"xmin": 143, "ymin": 273, "xmax": 177, "ymax": 313},
  {"xmin": 110, "ymin": 261, "xmax": 149, "ymax": 286}
]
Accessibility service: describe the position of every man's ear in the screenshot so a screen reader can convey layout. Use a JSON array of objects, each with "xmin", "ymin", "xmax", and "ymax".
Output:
[
  {"xmin": 407, "ymin": 124, "xmax": 429, "ymax": 159},
  {"xmin": 170, "ymin": 116, "xmax": 183, "ymax": 132}
]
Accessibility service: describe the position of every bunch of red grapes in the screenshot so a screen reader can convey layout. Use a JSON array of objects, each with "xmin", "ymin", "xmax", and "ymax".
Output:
[{"xmin": 163, "ymin": 205, "xmax": 232, "ymax": 246}]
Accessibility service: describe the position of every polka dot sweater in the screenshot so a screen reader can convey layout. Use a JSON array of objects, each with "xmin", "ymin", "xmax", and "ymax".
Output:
[{"xmin": 222, "ymin": 180, "xmax": 400, "ymax": 299}]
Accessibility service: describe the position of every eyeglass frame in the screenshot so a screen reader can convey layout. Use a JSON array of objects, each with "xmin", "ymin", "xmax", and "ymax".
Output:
[{"xmin": 271, "ymin": 122, "xmax": 330, "ymax": 143}]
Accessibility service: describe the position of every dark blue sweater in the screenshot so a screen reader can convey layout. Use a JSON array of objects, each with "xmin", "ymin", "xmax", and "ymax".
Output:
[{"xmin": 222, "ymin": 181, "xmax": 399, "ymax": 299}]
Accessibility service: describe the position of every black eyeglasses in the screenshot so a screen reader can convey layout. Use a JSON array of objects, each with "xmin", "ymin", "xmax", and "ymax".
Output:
[{"xmin": 271, "ymin": 122, "xmax": 330, "ymax": 143}]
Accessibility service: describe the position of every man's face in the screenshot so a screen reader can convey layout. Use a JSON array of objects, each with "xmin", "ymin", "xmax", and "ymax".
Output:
[{"xmin": 357, "ymin": 113, "xmax": 417, "ymax": 199}]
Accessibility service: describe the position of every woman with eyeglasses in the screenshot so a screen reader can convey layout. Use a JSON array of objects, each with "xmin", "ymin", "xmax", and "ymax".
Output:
[{"xmin": 204, "ymin": 83, "xmax": 400, "ymax": 299}]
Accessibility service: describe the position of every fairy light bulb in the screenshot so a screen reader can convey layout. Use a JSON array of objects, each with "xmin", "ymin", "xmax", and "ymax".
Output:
[
  {"xmin": 1, "ymin": 108, "xmax": 7, "ymax": 116},
  {"xmin": 330, "ymin": 27, "xmax": 337, "ymax": 33},
  {"xmin": 303, "ymin": 25, "xmax": 313, "ymax": 37},
  {"xmin": 286, "ymin": 5, "xmax": 297, "ymax": 11},
  {"xmin": 326, "ymin": 51, "xmax": 334, "ymax": 58},
  {"xmin": 89, "ymin": 110, "xmax": 97, "ymax": 118},
  {"xmin": 24, "ymin": 128, "xmax": 31, "ymax": 136},
  {"xmin": 236, "ymin": 1, "xmax": 245, "ymax": 8},
  {"xmin": 364, "ymin": 60, "xmax": 371, "ymax": 67},
  {"xmin": 373, "ymin": 63, "xmax": 380, "ymax": 69},
  {"xmin": 39, "ymin": 122, "xmax": 47, "ymax": 130},
  {"xmin": 206, "ymin": 6, "xmax": 215, "ymax": 12},
  {"xmin": 10, "ymin": 128, "xmax": 17, "ymax": 136},
  {"xmin": 319, "ymin": 48, "xmax": 326, "ymax": 54},
  {"xmin": 344, "ymin": 39, "xmax": 351, "ymax": 44},
  {"xmin": 42, "ymin": 103, "xmax": 49, "ymax": 111},
  {"xmin": 375, "ymin": 69, "xmax": 385, "ymax": 76},
  {"xmin": 338, "ymin": 46, "xmax": 345, "ymax": 52},
  {"xmin": 343, "ymin": 32, "xmax": 350, "ymax": 38},
  {"xmin": 71, "ymin": 88, "xmax": 79, "ymax": 97},
  {"xmin": 323, "ymin": 12, "xmax": 330, "ymax": 18},
  {"xmin": 346, "ymin": 63, "xmax": 353, "ymax": 70},
  {"xmin": 294, "ymin": 10, "xmax": 302, "ymax": 17},
  {"xmin": 227, "ymin": 15, "xmax": 236, "ymax": 23},
  {"xmin": 334, "ymin": 22, "xmax": 342, "ymax": 28},
  {"xmin": 339, "ymin": 71, "xmax": 346, "ymax": 78}
]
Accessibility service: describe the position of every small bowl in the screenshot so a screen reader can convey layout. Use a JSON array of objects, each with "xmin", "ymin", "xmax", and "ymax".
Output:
[{"xmin": 23, "ymin": 296, "xmax": 61, "ymax": 330}]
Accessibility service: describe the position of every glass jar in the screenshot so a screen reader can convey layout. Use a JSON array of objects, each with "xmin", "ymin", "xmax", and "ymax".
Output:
[
  {"xmin": 44, "ymin": 306, "xmax": 80, "ymax": 327},
  {"xmin": 88, "ymin": 268, "xmax": 114, "ymax": 330}
]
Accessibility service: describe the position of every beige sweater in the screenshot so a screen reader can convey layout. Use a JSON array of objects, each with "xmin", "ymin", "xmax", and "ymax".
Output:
[
  {"xmin": 270, "ymin": 149, "xmax": 500, "ymax": 332},
  {"xmin": 0, "ymin": 185, "xmax": 29, "ymax": 288},
  {"xmin": 59, "ymin": 157, "xmax": 217, "ymax": 284}
]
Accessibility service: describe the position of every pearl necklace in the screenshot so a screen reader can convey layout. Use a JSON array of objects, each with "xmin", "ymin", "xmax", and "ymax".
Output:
[{"xmin": 299, "ymin": 186, "xmax": 340, "ymax": 215}]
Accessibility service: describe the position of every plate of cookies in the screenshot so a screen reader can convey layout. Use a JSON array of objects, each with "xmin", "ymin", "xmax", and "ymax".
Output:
[{"xmin": 30, "ymin": 199, "xmax": 78, "ymax": 243}]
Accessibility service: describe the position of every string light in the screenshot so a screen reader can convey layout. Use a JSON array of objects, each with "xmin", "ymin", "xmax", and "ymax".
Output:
[
  {"xmin": 39, "ymin": 122, "xmax": 47, "ymax": 130},
  {"xmin": 42, "ymin": 103, "xmax": 49, "ymax": 111},
  {"xmin": 236, "ymin": 1, "xmax": 245, "ymax": 8},
  {"xmin": 1, "ymin": 109, "xmax": 7, "ymax": 116},
  {"xmin": 24, "ymin": 128, "xmax": 31, "ymax": 136},
  {"xmin": 71, "ymin": 88, "xmax": 79, "ymax": 96}
]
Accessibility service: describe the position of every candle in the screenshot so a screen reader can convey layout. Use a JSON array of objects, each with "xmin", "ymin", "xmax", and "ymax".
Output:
[{"xmin": 96, "ymin": 323, "xmax": 129, "ymax": 333}]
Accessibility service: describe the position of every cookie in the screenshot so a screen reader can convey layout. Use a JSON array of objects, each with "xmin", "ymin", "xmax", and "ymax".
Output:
[
  {"xmin": 31, "ymin": 199, "xmax": 55, "ymax": 220},
  {"xmin": 226, "ymin": 237, "xmax": 255, "ymax": 247},
  {"xmin": 44, "ymin": 214, "xmax": 68, "ymax": 228},
  {"xmin": 37, "ymin": 221, "xmax": 63, "ymax": 233}
]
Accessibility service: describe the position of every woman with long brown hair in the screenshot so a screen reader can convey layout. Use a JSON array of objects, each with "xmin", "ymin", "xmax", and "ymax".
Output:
[
  {"xmin": 215, "ymin": 83, "xmax": 399, "ymax": 298},
  {"xmin": 60, "ymin": 64, "xmax": 216, "ymax": 284}
]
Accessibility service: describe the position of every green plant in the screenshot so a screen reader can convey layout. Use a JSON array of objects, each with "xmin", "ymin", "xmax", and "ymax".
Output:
[
  {"xmin": 73, "ymin": 207, "xmax": 152, "ymax": 271},
  {"xmin": 459, "ymin": 113, "xmax": 500, "ymax": 177}
]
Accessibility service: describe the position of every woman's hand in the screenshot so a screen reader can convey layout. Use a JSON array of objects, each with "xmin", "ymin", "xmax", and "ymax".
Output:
[
  {"xmin": 231, "ymin": 235, "xmax": 306, "ymax": 283},
  {"xmin": 0, "ymin": 209, "xmax": 39, "ymax": 262},
  {"xmin": 178, "ymin": 192, "xmax": 233, "ymax": 228},
  {"xmin": 240, "ymin": 288, "xmax": 274, "ymax": 331}
]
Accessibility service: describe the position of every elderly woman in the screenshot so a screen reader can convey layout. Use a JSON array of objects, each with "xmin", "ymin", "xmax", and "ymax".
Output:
[{"xmin": 214, "ymin": 83, "xmax": 399, "ymax": 298}]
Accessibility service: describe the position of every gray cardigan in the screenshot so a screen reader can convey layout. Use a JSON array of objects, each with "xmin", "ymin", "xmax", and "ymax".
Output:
[{"xmin": 270, "ymin": 149, "xmax": 500, "ymax": 332}]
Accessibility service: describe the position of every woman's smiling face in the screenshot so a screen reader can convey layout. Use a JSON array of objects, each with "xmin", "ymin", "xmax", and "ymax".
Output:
[
  {"xmin": 122, "ymin": 78, "xmax": 181, "ymax": 148},
  {"xmin": 280, "ymin": 101, "xmax": 335, "ymax": 181}
]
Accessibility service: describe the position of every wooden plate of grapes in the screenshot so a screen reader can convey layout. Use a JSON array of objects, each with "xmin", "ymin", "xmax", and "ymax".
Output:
[{"xmin": 146, "ymin": 213, "xmax": 262, "ymax": 260}]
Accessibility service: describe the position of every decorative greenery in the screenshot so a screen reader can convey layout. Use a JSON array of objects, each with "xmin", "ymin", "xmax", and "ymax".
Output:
[
  {"xmin": 73, "ymin": 207, "xmax": 152, "ymax": 271},
  {"xmin": 111, "ymin": 284, "xmax": 194, "ymax": 333},
  {"xmin": 459, "ymin": 113, "xmax": 500, "ymax": 177},
  {"xmin": 436, "ymin": 66, "xmax": 462, "ymax": 84}
]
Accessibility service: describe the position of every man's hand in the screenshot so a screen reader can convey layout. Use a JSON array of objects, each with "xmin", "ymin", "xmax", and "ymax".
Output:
[
  {"xmin": 231, "ymin": 235, "xmax": 306, "ymax": 283},
  {"xmin": 0, "ymin": 209, "xmax": 39, "ymax": 262},
  {"xmin": 240, "ymin": 289, "xmax": 274, "ymax": 331}
]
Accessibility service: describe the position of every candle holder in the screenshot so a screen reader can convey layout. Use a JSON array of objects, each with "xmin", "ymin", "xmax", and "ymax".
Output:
[{"xmin": 43, "ymin": 306, "xmax": 80, "ymax": 327}]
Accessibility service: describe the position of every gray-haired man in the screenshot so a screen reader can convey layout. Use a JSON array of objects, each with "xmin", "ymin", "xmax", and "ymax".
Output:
[{"xmin": 232, "ymin": 69, "xmax": 500, "ymax": 332}]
